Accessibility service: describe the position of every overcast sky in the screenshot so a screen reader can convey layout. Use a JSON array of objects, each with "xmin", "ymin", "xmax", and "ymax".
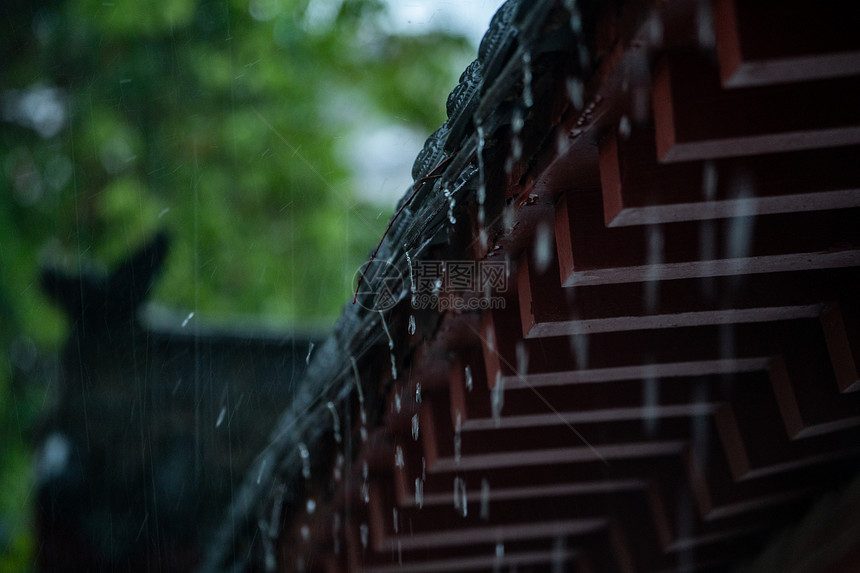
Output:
[
  {"xmin": 385, "ymin": 0, "xmax": 505, "ymax": 45},
  {"xmin": 351, "ymin": 0, "xmax": 505, "ymax": 205}
]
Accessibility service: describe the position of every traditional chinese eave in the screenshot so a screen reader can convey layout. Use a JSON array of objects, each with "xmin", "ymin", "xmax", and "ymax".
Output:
[{"xmin": 202, "ymin": 0, "xmax": 860, "ymax": 571}]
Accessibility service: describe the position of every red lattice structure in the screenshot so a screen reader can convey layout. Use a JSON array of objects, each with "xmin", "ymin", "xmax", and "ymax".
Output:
[{"xmin": 205, "ymin": 1, "xmax": 860, "ymax": 571}]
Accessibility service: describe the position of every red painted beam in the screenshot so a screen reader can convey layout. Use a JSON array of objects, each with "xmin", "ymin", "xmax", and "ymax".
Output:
[
  {"xmin": 599, "ymin": 127, "xmax": 860, "ymax": 227},
  {"xmin": 652, "ymin": 51, "xmax": 860, "ymax": 162},
  {"xmin": 555, "ymin": 189, "xmax": 860, "ymax": 287},
  {"xmin": 713, "ymin": 0, "xmax": 860, "ymax": 87}
]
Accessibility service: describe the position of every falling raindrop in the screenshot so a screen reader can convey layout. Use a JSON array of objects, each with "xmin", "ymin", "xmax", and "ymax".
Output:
[
  {"xmin": 405, "ymin": 249, "xmax": 417, "ymax": 305},
  {"xmin": 415, "ymin": 382, "xmax": 422, "ymax": 404},
  {"xmin": 644, "ymin": 225, "xmax": 664, "ymax": 312},
  {"xmin": 464, "ymin": 364, "xmax": 473, "ymax": 392},
  {"xmin": 392, "ymin": 507, "xmax": 399, "ymax": 534},
  {"xmin": 300, "ymin": 525, "xmax": 310, "ymax": 542},
  {"xmin": 552, "ymin": 536, "xmax": 567, "ymax": 573},
  {"xmin": 360, "ymin": 523, "xmax": 369, "ymax": 550},
  {"xmin": 564, "ymin": 0, "xmax": 582, "ymax": 33},
  {"xmin": 480, "ymin": 478, "xmax": 490, "ymax": 521},
  {"xmin": 394, "ymin": 445, "xmax": 404, "ymax": 468},
  {"xmin": 256, "ymin": 459, "xmax": 267, "ymax": 485},
  {"xmin": 351, "ymin": 356, "xmax": 368, "ymax": 442},
  {"xmin": 643, "ymin": 372, "xmax": 659, "ymax": 437},
  {"xmin": 181, "ymin": 312, "xmax": 194, "ymax": 327},
  {"xmin": 702, "ymin": 161, "xmax": 718, "ymax": 201},
  {"xmin": 408, "ymin": 314, "xmax": 416, "ymax": 335},
  {"xmin": 453, "ymin": 477, "xmax": 468, "ymax": 517},
  {"xmin": 476, "ymin": 122, "xmax": 487, "ymax": 244},
  {"xmin": 379, "ymin": 310, "xmax": 398, "ymax": 380},
  {"xmin": 333, "ymin": 453, "xmax": 344, "ymax": 483},
  {"xmin": 395, "ymin": 391, "xmax": 402, "ymax": 413},
  {"xmin": 522, "ymin": 50, "xmax": 533, "ymax": 108},
  {"xmin": 566, "ymin": 77, "xmax": 584, "ymax": 110},
  {"xmin": 696, "ymin": 0, "xmax": 716, "ymax": 48},
  {"xmin": 305, "ymin": 341, "xmax": 314, "ymax": 365},
  {"xmin": 648, "ymin": 12, "xmax": 664, "ymax": 45},
  {"xmin": 491, "ymin": 372, "xmax": 505, "ymax": 426},
  {"xmin": 486, "ymin": 327, "xmax": 496, "ymax": 353},
  {"xmin": 298, "ymin": 443, "xmax": 311, "ymax": 480},
  {"xmin": 327, "ymin": 401, "xmax": 341, "ymax": 444},
  {"xmin": 507, "ymin": 107, "xmax": 524, "ymax": 174},
  {"xmin": 444, "ymin": 186, "xmax": 457, "ymax": 224},
  {"xmin": 415, "ymin": 477, "xmax": 424, "ymax": 508},
  {"xmin": 215, "ymin": 406, "xmax": 226, "ymax": 428},
  {"xmin": 515, "ymin": 341, "xmax": 529, "ymax": 379},
  {"xmin": 454, "ymin": 410, "xmax": 463, "ymax": 465},
  {"xmin": 412, "ymin": 413, "xmax": 420, "ymax": 441},
  {"xmin": 618, "ymin": 115, "xmax": 631, "ymax": 139},
  {"xmin": 533, "ymin": 221, "xmax": 553, "ymax": 274},
  {"xmin": 361, "ymin": 460, "xmax": 370, "ymax": 504},
  {"xmin": 332, "ymin": 512, "xmax": 341, "ymax": 555},
  {"xmin": 306, "ymin": 498, "xmax": 316, "ymax": 515}
]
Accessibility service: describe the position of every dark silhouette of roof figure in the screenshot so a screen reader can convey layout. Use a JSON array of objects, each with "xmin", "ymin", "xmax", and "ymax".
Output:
[
  {"xmin": 40, "ymin": 231, "xmax": 170, "ymax": 328},
  {"xmin": 34, "ymin": 232, "xmax": 319, "ymax": 573}
]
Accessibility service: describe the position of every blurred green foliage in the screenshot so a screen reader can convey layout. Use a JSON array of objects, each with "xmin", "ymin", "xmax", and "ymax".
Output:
[{"xmin": 0, "ymin": 0, "xmax": 472, "ymax": 568}]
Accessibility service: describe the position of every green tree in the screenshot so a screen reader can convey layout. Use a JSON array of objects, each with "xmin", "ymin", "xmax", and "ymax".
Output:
[{"xmin": 1, "ymin": 0, "xmax": 472, "ymax": 567}]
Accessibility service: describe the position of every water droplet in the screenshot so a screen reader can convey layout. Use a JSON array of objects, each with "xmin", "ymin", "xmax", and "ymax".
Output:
[
  {"xmin": 515, "ymin": 341, "xmax": 529, "ymax": 378},
  {"xmin": 464, "ymin": 364, "xmax": 473, "ymax": 392},
  {"xmin": 566, "ymin": 77, "xmax": 584, "ymax": 110},
  {"xmin": 333, "ymin": 453, "xmax": 344, "ymax": 482},
  {"xmin": 412, "ymin": 413, "xmax": 420, "ymax": 441},
  {"xmin": 379, "ymin": 310, "xmax": 398, "ymax": 381},
  {"xmin": 444, "ymin": 187, "xmax": 457, "ymax": 224},
  {"xmin": 480, "ymin": 478, "xmax": 490, "ymax": 521},
  {"xmin": 522, "ymin": 51, "xmax": 533, "ymax": 108},
  {"xmin": 415, "ymin": 382, "xmax": 422, "ymax": 404},
  {"xmin": 491, "ymin": 372, "xmax": 505, "ymax": 426},
  {"xmin": 702, "ymin": 161, "xmax": 718, "ymax": 201},
  {"xmin": 645, "ymin": 225, "xmax": 664, "ymax": 311},
  {"xmin": 476, "ymin": 122, "xmax": 487, "ymax": 232},
  {"xmin": 361, "ymin": 460, "xmax": 370, "ymax": 503},
  {"xmin": 395, "ymin": 391, "xmax": 402, "ymax": 413},
  {"xmin": 300, "ymin": 525, "xmax": 310, "ymax": 542},
  {"xmin": 256, "ymin": 459, "xmax": 267, "ymax": 485},
  {"xmin": 408, "ymin": 314, "xmax": 416, "ymax": 335},
  {"xmin": 306, "ymin": 498, "xmax": 316, "ymax": 515},
  {"xmin": 181, "ymin": 312, "xmax": 194, "ymax": 327},
  {"xmin": 618, "ymin": 115, "xmax": 631, "ymax": 139},
  {"xmin": 327, "ymin": 401, "xmax": 341, "ymax": 444},
  {"xmin": 298, "ymin": 443, "xmax": 311, "ymax": 480},
  {"xmin": 360, "ymin": 523, "xmax": 369, "ymax": 549},
  {"xmin": 533, "ymin": 221, "xmax": 553, "ymax": 274},
  {"xmin": 415, "ymin": 477, "xmax": 424, "ymax": 508},
  {"xmin": 453, "ymin": 477, "xmax": 468, "ymax": 517},
  {"xmin": 648, "ymin": 13, "xmax": 663, "ymax": 45},
  {"xmin": 496, "ymin": 542, "xmax": 505, "ymax": 558},
  {"xmin": 394, "ymin": 445, "xmax": 404, "ymax": 468},
  {"xmin": 305, "ymin": 341, "xmax": 314, "ymax": 365},
  {"xmin": 393, "ymin": 507, "xmax": 399, "ymax": 533},
  {"xmin": 454, "ymin": 410, "xmax": 463, "ymax": 466},
  {"xmin": 643, "ymin": 374, "xmax": 659, "ymax": 437},
  {"xmin": 215, "ymin": 406, "xmax": 226, "ymax": 428}
]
